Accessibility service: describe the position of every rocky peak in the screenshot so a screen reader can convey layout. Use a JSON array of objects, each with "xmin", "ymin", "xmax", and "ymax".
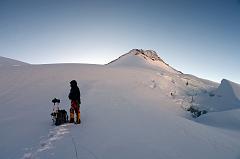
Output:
[{"xmin": 129, "ymin": 49, "xmax": 164, "ymax": 62}]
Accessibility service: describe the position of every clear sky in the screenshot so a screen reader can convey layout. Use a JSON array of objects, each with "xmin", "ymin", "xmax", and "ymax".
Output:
[{"xmin": 0, "ymin": 0, "xmax": 240, "ymax": 83}]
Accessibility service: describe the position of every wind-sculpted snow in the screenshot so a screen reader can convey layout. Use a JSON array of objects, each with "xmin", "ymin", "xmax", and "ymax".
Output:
[
  {"xmin": 0, "ymin": 53, "xmax": 240, "ymax": 159},
  {"xmin": 194, "ymin": 79, "xmax": 240, "ymax": 112},
  {"xmin": 216, "ymin": 79, "xmax": 240, "ymax": 101}
]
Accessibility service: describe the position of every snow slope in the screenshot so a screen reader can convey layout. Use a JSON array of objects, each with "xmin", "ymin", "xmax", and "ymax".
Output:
[
  {"xmin": 195, "ymin": 79, "xmax": 240, "ymax": 131},
  {"xmin": 0, "ymin": 51, "xmax": 240, "ymax": 159},
  {"xmin": 0, "ymin": 56, "xmax": 29, "ymax": 67},
  {"xmin": 107, "ymin": 49, "xmax": 181, "ymax": 74}
]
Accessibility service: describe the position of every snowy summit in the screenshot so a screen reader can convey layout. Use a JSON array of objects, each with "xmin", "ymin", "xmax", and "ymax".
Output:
[
  {"xmin": 128, "ymin": 49, "xmax": 164, "ymax": 62},
  {"xmin": 0, "ymin": 49, "xmax": 240, "ymax": 159},
  {"xmin": 108, "ymin": 49, "xmax": 181, "ymax": 74}
]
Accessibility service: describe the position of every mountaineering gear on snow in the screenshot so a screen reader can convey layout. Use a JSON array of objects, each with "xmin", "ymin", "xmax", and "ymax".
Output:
[
  {"xmin": 69, "ymin": 80, "xmax": 81, "ymax": 124},
  {"xmin": 54, "ymin": 109, "xmax": 68, "ymax": 126},
  {"xmin": 51, "ymin": 98, "xmax": 68, "ymax": 126},
  {"xmin": 52, "ymin": 98, "xmax": 60, "ymax": 105}
]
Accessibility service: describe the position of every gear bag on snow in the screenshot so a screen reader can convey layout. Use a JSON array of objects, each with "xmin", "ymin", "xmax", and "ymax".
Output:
[{"xmin": 51, "ymin": 98, "xmax": 68, "ymax": 126}]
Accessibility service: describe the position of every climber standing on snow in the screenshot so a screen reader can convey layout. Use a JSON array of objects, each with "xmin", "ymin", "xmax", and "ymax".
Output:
[{"xmin": 68, "ymin": 80, "xmax": 81, "ymax": 124}]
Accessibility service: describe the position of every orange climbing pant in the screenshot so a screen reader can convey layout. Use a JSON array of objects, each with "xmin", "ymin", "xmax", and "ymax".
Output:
[{"xmin": 70, "ymin": 100, "xmax": 81, "ymax": 124}]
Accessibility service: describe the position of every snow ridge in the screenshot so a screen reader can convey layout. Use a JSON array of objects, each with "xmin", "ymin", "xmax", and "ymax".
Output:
[
  {"xmin": 0, "ymin": 56, "xmax": 29, "ymax": 67},
  {"xmin": 216, "ymin": 79, "xmax": 240, "ymax": 101}
]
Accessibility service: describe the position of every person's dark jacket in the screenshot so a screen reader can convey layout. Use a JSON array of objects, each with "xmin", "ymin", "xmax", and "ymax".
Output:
[{"xmin": 68, "ymin": 80, "xmax": 81, "ymax": 104}]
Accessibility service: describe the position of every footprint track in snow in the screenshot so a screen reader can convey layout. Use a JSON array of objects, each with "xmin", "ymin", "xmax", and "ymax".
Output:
[{"xmin": 21, "ymin": 124, "xmax": 70, "ymax": 159}]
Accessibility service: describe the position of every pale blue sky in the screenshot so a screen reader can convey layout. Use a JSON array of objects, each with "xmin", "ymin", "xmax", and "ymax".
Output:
[{"xmin": 0, "ymin": 0, "xmax": 240, "ymax": 83}]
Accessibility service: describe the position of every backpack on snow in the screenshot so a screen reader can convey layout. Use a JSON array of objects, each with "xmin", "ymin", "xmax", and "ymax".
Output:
[{"xmin": 51, "ymin": 98, "xmax": 68, "ymax": 126}]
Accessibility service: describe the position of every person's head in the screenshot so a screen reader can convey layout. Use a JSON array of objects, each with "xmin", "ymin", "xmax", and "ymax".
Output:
[{"xmin": 70, "ymin": 80, "xmax": 77, "ymax": 88}]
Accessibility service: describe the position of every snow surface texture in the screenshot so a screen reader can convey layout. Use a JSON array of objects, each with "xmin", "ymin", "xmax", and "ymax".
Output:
[{"xmin": 0, "ymin": 50, "xmax": 240, "ymax": 159}]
